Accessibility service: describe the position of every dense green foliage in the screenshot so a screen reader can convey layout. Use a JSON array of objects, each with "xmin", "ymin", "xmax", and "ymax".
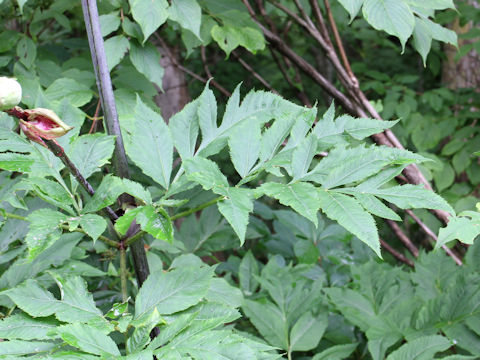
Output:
[{"xmin": 0, "ymin": 0, "xmax": 479, "ymax": 359}]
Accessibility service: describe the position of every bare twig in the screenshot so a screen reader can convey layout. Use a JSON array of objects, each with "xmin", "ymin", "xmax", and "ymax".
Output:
[
  {"xmin": 309, "ymin": 0, "xmax": 332, "ymax": 44},
  {"xmin": 380, "ymin": 238, "xmax": 414, "ymax": 267},
  {"xmin": 255, "ymin": 0, "xmax": 311, "ymax": 105},
  {"xmin": 406, "ymin": 209, "xmax": 462, "ymax": 265},
  {"xmin": 154, "ymin": 34, "xmax": 231, "ymax": 97},
  {"xmin": 200, "ymin": 46, "xmax": 213, "ymax": 79},
  {"xmin": 232, "ymin": 51, "xmax": 278, "ymax": 93},
  {"xmin": 386, "ymin": 220, "xmax": 419, "ymax": 258},
  {"xmin": 324, "ymin": 0, "xmax": 356, "ymax": 82}
]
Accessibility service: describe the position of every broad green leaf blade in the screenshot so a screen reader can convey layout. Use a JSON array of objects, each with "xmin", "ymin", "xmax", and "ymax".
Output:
[
  {"xmin": 56, "ymin": 323, "xmax": 120, "ymax": 356},
  {"xmin": 83, "ymin": 175, "xmax": 152, "ymax": 214},
  {"xmin": 198, "ymin": 86, "xmax": 302, "ymax": 157},
  {"xmin": 292, "ymin": 134, "xmax": 318, "ymax": 180},
  {"xmin": 216, "ymin": 187, "xmax": 254, "ymax": 245},
  {"xmin": 211, "ymin": 25, "xmax": 265, "ymax": 56},
  {"xmin": 405, "ymin": 0, "xmax": 455, "ymax": 10},
  {"xmin": 324, "ymin": 288, "xmax": 375, "ymax": 330},
  {"xmin": 169, "ymin": 99, "xmax": 199, "ymax": 160},
  {"xmin": 99, "ymin": 12, "xmax": 121, "ymax": 37},
  {"xmin": 229, "ymin": 121, "xmax": 261, "ymax": 178},
  {"xmin": 205, "ymin": 278, "xmax": 244, "ymax": 308},
  {"xmin": 127, "ymin": 308, "xmax": 161, "ymax": 353},
  {"xmin": 362, "ymin": 0, "xmax": 415, "ymax": 49},
  {"xmin": 169, "ymin": 0, "xmax": 202, "ymax": 40},
  {"xmin": 69, "ymin": 134, "xmax": 116, "ymax": 180},
  {"xmin": 337, "ymin": 0, "xmax": 364, "ymax": 21},
  {"xmin": 437, "ymin": 216, "xmax": 480, "ymax": 248},
  {"xmin": 0, "ymin": 313, "xmax": 57, "ymax": 340},
  {"xmin": 341, "ymin": 116, "xmax": 399, "ymax": 140},
  {"xmin": 79, "ymin": 214, "xmax": 107, "ymax": 243},
  {"xmin": 312, "ymin": 343, "xmax": 358, "ymax": 360},
  {"xmin": 129, "ymin": 0, "xmax": 168, "ymax": 42},
  {"xmin": 21, "ymin": 177, "xmax": 74, "ymax": 213},
  {"xmin": 115, "ymin": 207, "xmax": 144, "ymax": 236},
  {"xmin": 83, "ymin": 175, "xmax": 124, "ymax": 213},
  {"xmin": 386, "ymin": 335, "xmax": 451, "ymax": 360},
  {"xmin": 104, "ymin": 35, "xmax": 129, "ymax": 71},
  {"xmin": 0, "ymin": 128, "xmax": 34, "ymax": 171},
  {"xmin": 135, "ymin": 266, "xmax": 213, "ymax": 321},
  {"xmin": 318, "ymin": 190, "xmax": 380, "ymax": 256},
  {"xmin": 257, "ymin": 182, "xmax": 320, "ymax": 226},
  {"xmin": 129, "ymin": 41, "xmax": 164, "ymax": 90},
  {"xmin": 305, "ymin": 145, "xmax": 425, "ymax": 188},
  {"xmin": 289, "ymin": 312, "xmax": 328, "ymax": 352},
  {"xmin": 0, "ymin": 152, "xmax": 33, "ymax": 172},
  {"xmin": 412, "ymin": 16, "xmax": 433, "ymax": 65},
  {"xmin": 197, "ymin": 85, "xmax": 218, "ymax": 154},
  {"xmin": 286, "ymin": 108, "xmax": 317, "ymax": 150},
  {"xmin": 238, "ymin": 250, "xmax": 259, "ymax": 296},
  {"xmin": 0, "ymin": 340, "xmax": 55, "ymax": 356},
  {"xmin": 122, "ymin": 178, "xmax": 153, "ymax": 204},
  {"xmin": 413, "ymin": 16, "xmax": 457, "ymax": 65},
  {"xmin": 25, "ymin": 209, "xmax": 67, "ymax": 259},
  {"xmin": 356, "ymin": 166, "xmax": 406, "ymax": 191},
  {"xmin": 183, "ymin": 156, "xmax": 229, "ymax": 190},
  {"xmin": 4, "ymin": 279, "xmax": 60, "ymax": 317},
  {"xmin": 258, "ymin": 113, "xmax": 296, "ymax": 164},
  {"xmin": 45, "ymin": 78, "xmax": 93, "ymax": 107},
  {"xmin": 136, "ymin": 205, "xmax": 174, "ymax": 242},
  {"xmin": 242, "ymin": 299, "xmax": 288, "ymax": 350},
  {"xmin": 53, "ymin": 276, "xmax": 104, "ymax": 323},
  {"xmin": 355, "ymin": 194, "xmax": 402, "ymax": 221},
  {"xmin": 128, "ymin": 96, "xmax": 173, "ymax": 189},
  {"xmin": 367, "ymin": 184, "xmax": 455, "ymax": 215}
]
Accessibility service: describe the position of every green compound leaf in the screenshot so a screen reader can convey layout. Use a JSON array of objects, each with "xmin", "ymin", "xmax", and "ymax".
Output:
[
  {"xmin": 135, "ymin": 265, "xmax": 214, "ymax": 321},
  {"xmin": 0, "ymin": 313, "xmax": 58, "ymax": 341},
  {"xmin": 104, "ymin": 35, "xmax": 129, "ymax": 71},
  {"xmin": 228, "ymin": 120, "xmax": 261, "ymax": 178},
  {"xmin": 183, "ymin": 156, "xmax": 229, "ymax": 190},
  {"xmin": 386, "ymin": 335, "xmax": 451, "ymax": 360},
  {"xmin": 216, "ymin": 187, "xmax": 254, "ymax": 245},
  {"xmin": 318, "ymin": 190, "xmax": 380, "ymax": 257},
  {"xmin": 69, "ymin": 133, "xmax": 116, "ymax": 180},
  {"xmin": 25, "ymin": 209, "xmax": 67, "ymax": 259},
  {"xmin": 115, "ymin": 205, "xmax": 173, "ymax": 242},
  {"xmin": 129, "ymin": 41, "xmax": 164, "ymax": 90},
  {"xmin": 129, "ymin": 0, "xmax": 168, "ymax": 42},
  {"xmin": 437, "ymin": 214, "xmax": 480, "ymax": 248},
  {"xmin": 257, "ymin": 182, "xmax": 320, "ymax": 227},
  {"xmin": 56, "ymin": 323, "xmax": 120, "ymax": 357},
  {"xmin": 79, "ymin": 214, "xmax": 107, "ymax": 243},
  {"xmin": 362, "ymin": 0, "xmax": 415, "ymax": 50},
  {"xmin": 337, "ymin": 0, "xmax": 364, "ymax": 21},
  {"xmin": 169, "ymin": 0, "xmax": 202, "ymax": 40},
  {"xmin": 4, "ymin": 279, "xmax": 61, "ymax": 317},
  {"xmin": 128, "ymin": 96, "xmax": 172, "ymax": 190}
]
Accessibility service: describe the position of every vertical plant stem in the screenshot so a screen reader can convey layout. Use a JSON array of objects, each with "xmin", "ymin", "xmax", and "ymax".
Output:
[
  {"xmin": 119, "ymin": 246, "xmax": 128, "ymax": 303},
  {"xmin": 81, "ymin": 0, "xmax": 129, "ymax": 179},
  {"xmin": 81, "ymin": 0, "xmax": 150, "ymax": 286}
]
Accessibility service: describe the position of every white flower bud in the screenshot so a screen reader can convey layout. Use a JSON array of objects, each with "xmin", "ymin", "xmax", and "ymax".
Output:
[{"xmin": 0, "ymin": 77, "xmax": 22, "ymax": 111}]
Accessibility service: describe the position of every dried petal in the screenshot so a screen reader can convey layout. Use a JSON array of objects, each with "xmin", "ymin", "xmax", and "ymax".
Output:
[{"xmin": 19, "ymin": 108, "xmax": 73, "ymax": 146}]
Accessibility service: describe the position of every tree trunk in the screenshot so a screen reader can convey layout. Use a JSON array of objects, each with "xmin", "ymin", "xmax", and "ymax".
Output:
[
  {"xmin": 442, "ymin": 0, "xmax": 480, "ymax": 89},
  {"xmin": 154, "ymin": 46, "xmax": 190, "ymax": 122}
]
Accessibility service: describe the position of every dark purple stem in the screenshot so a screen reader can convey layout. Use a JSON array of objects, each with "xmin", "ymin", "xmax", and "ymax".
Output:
[{"xmin": 81, "ymin": 0, "xmax": 150, "ymax": 286}]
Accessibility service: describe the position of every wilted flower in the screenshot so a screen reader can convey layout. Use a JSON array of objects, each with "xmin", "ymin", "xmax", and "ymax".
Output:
[
  {"xmin": 0, "ymin": 77, "xmax": 22, "ymax": 111},
  {"xmin": 19, "ymin": 107, "xmax": 73, "ymax": 146}
]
